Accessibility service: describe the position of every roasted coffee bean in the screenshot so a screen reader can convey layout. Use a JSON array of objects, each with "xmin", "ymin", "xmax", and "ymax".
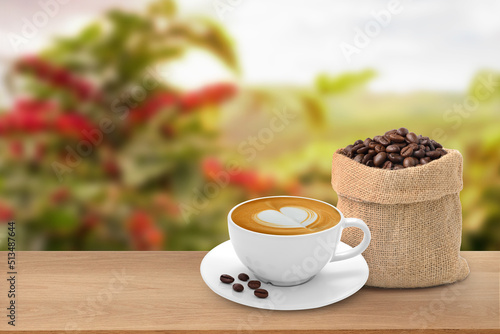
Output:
[
  {"xmin": 400, "ymin": 146, "xmax": 414, "ymax": 157},
  {"xmin": 388, "ymin": 153, "xmax": 404, "ymax": 164},
  {"xmin": 406, "ymin": 132, "xmax": 419, "ymax": 143},
  {"xmin": 409, "ymin": 143, "xmax": 419, "ymax": 149},
  {"xmin": 341, "ymin": 148, "xmax": 351, "ymax": 157},
  {"xmin": 220, "ymin": 274, "xmax": 234, "ymax": 284},
  {"xmin": 352, "ymin": 143, "xmax": 365, "ymax": 152},
  {"xmin": 373, "ymin": 152, "xmax": 387, "ymax": 167},
  {"xmin": 362, "ymin": 153, "xmax": 375, "ymax": 164},
  {"xmin": 413, "ymin": 149, "xmax": 426, "ymax": 159},
  {"xmin": 378, "ymin": 136, "xmax": 390, "ymax": 146},
  {"xmin": 374, "ymin": 144, "xmax": 386, "ymax": 153},
  {"xmin": 341, "ymin": 129, "xmax": 445, "ymax": 169},
  {"xmin": 388, "ymin": 133, "xmax": 405, "ymax": 142},
  {"xmin": 248, "ymin": 280, "xmax": 261, "ymax": 289},
  {"xmin": 374, "ymin": 135, "xmax": 390, "ymax": 146},
  {"xmin": 403, "ymin": 157, "xmax": 417, "ymax": 168},
  {"xmin": 382, "ymin": 161, "xmax": 393, "ymax": 169},
  {"xmin": 233, "ymin": 283, "xmax": 244, "ymax": 292},
  {"xmin": 432, "ymin": 140, "xmax": 442, "ymax": 149},
  {"xmin": 436, "ymin": 148, "xmax": 447, "ymax": 156},
  {"xmin": 426, "ymin": 150, "xmax": 441, "ymax": 159},
  {"xmin": 396, "ymin": 127, "xmax": 409, "ymax": 136},
  {"xmin": 254, "ymin": 289, "xmax": 268, "ymax": 298},
  {"xmin": 238, "ymin": 273, "xmax": 249, "ymax": 281},
  {"xmin": 353, "ymin": 154, "xmax": 364, "ymax": 163},
  {"xmin": 357, "ymin": 146, "xmax": 369, "ymax": 154},
  {"xmin": 386, "ymin": 144, "xmax": 400, "ymax": 153}
]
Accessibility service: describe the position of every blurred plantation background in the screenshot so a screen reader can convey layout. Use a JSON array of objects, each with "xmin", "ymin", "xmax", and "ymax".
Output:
[{"xmin": 0, "ymin": 0, "xmax": 499, "ymax": 251}]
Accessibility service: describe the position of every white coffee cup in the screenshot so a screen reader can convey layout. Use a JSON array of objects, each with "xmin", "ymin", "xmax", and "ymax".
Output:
[{"xmin": 228, "ymin": 196, "xmax": 371, "ymax": 286}]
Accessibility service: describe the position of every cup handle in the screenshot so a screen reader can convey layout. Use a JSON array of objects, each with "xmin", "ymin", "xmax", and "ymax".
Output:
[{"xmin": 330, "ymin": 217, "xmax": 371, "ymax": 262}]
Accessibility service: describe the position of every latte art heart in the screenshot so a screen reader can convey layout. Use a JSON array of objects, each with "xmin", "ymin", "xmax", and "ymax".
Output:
[
  {"xmin": 255, "ymin": 207, "xmax": 318, "ymax": 228},
  {"xmin": 231, "ymin": 197, "xmax": 341, "ymax": 235}
]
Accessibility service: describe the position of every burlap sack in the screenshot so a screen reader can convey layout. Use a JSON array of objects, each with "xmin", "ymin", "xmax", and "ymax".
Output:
[{"xmin": 331, "ymin": 148, "xmax": 469, "ymax": 288}]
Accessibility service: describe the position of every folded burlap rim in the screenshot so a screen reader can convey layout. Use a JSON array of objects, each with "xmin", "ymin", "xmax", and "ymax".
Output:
[{"xmin": 332, "ymin": 148, "xmax": 463, "ymax": 205}]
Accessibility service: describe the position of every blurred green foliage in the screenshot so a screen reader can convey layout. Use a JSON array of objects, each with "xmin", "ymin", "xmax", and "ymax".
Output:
[
  {"xmin": 0, "ymin": 1, "xmax": 498, "ymax": 252},
  {"xmin": 316, "ymin": 69, "xmax": 376, "ymax": 95}
]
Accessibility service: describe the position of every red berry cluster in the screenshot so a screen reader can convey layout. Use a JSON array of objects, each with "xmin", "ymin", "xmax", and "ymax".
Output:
[
  {"xmin": 53, "ymin": 113, "xmax": 96, "ymax": 139},
  {"xmin": 202, "ymin": 158, "xmax": 276, "ymax": 194},
  {"xmin": 0, "ymin": 99, "xmax": 97, "ymax": 140},
  {"xmin": 127, "ymin": 211, "xmax": 164, "ymax": 250},
  {"xmin": 179, "ymin": 83, "xmax": 237, "ymax": 111},
  {"xmin": 0, "ymin": 99, "xmax": 54, "ymax": 134},
  {"xmin": 15, "ymin": 56, "xmax": 99, "ymax": 102},
  {"xmin": 50, "ymin": 187, "xmax": 71, "ymax": 205},
  {"xmin": 128, "ymin": 92, "xmax": 177, "ymax": 125},
  {"xmin": 126, "ymin": 84, "xmax": 237, "ymax": 135},
  {"xmin": 0, "ymin": 202, "xmax": 13, "ymax": 223}
]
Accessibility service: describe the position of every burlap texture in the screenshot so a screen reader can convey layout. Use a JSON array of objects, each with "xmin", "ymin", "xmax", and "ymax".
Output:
[{"xmin": 332, "ymin": 148, "xmax": 469, "ymax": 288}]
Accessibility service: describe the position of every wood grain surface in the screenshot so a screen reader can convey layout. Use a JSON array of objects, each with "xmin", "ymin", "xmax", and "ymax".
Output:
[{"xmin": 0, "ymin": 251, "xmax": 498, "ymax": 333}]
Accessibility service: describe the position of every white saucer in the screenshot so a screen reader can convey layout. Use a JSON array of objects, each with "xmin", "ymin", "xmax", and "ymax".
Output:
[{"xmin": 200, "ymin": 240, "xmax": 369, "ymax": 310}]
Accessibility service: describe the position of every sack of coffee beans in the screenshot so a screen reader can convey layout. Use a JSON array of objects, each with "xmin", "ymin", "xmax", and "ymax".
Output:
[{"xmin": 331, "ymin": 129, "xmax": 469, "ymax": 288}]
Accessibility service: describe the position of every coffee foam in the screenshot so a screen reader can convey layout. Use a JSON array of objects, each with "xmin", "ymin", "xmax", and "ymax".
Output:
[
  {"xmin": 255, "ymin": 207, "xmax": 318, "ymax": 228},
  {"xmin": 231, "ymin": 197, "xmax": 341, "ymax": 235}
]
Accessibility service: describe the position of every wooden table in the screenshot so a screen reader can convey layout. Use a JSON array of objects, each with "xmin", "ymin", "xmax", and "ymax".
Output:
[{"xmin": 2, "ymin": 251, "xmax": 498, "ymax": 333}]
